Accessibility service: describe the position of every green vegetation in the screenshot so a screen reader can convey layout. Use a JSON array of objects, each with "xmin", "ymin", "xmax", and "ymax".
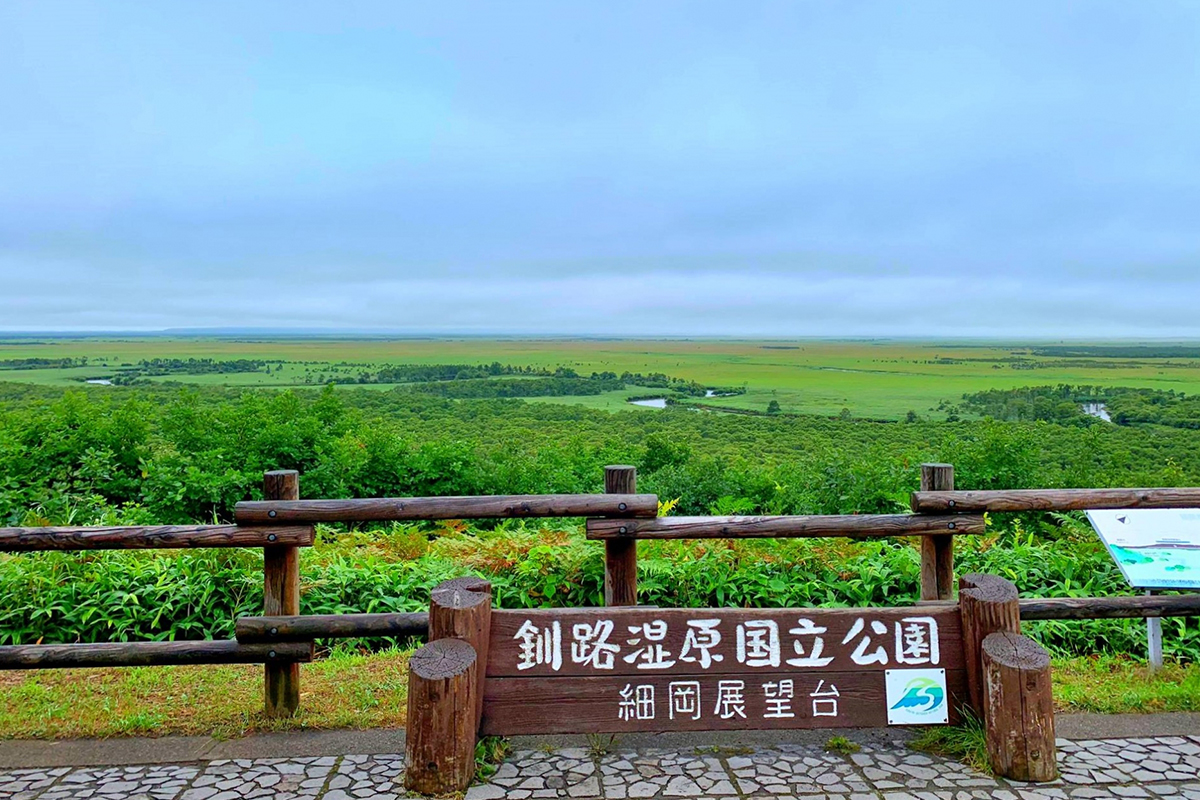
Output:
[
  {"xmin": 909, "ymin": 710, "xmax": 990, "ymax": 773},
  {"xmin": 1, "ymin": 649, "xmax": 1194, "ymax": 741},
  {"xmin": 5, "ymin": 515, "xmax": 1197, "ymax": 661},
  {"xmin": 1050, "ymin": 655, "xmax": 1200, "ymax": 713},
  {"xmin": 823, "ymin": 736, "xmax": 860, "ymax": 755},
  {"xmin": 4, "ymin": 337, "xmax": 1200, "ymax": 418},
  {"xmin": 2, "ymin": 335, "xmax": 1200, "ymax": 740},
  {"xmin": 0, "ymin": 643, "xmax": 412, "ymax": 739},
  {"xmin": 959, "ymin": 385, "xmax": 1200, "ymax": 429},
  {"xmin": 0, "ymin": 382, "xmax": 1196, "ymax": 660},
  {"xmin": 475, "ymin": 736, "xmax": 512, "ymax": 782}
]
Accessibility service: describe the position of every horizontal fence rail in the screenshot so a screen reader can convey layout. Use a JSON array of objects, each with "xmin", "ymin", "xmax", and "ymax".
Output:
[
  {"xmin": 0, "ymin": 640, "xmax": 314, "ymax": 670},
  {"xmin": 586, "ymin": 513, "xmax": 984, "ymax": 540},
  {"xmin": 237, "ymin": 612, "xmax": 430, "ymax": 643},
  {"xmin": 912, "ymin": 487, "xmax": 1200, "ymax": 514},
  {"xmin": 1019, "ymin": 594, "xmax": 1200, "ymax": 620},
  {"xmin": 0, "ymin": 524, "xmax": 315, "ymax": 552},
  {"xmin": 235, "ymin": 493, "xmax": 658, "ymax": 525}
]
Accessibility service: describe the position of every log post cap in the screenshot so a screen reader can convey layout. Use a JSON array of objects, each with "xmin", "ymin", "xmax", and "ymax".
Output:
[
  {"xmin": 431, "ymin": 576, "xmax": 493, "ymax": 610},
  {"xmin": 982, "ymin": 630, "xmax": 1051, "ymax": 670},
  {"xmin": 921, "ymin": 463, "xmax": 954, "ymax": 469},
  {"xmin": 960, "ymin": 573, "xmax": 1018, "ymax": 603},
  {"xmin": 410, "ymin": 637, "xmax": 477, "ymax": 680},
  {"xmin": 264, "ymin": 469, "xmax": 300, "ymax": 478}
]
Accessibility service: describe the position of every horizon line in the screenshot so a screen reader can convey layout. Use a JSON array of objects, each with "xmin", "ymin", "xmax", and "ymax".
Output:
[{"xmin": 2, "ymin": 328, "xmax": 1200, "ymax": 344}]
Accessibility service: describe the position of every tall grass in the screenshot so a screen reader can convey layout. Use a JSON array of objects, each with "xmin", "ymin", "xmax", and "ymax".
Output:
[{"xmin": 3, "ymin": 519, "xmax": 1196, "ymax": 662}]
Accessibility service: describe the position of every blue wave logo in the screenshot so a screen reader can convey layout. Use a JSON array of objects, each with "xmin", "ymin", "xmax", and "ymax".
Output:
[{"xmin": 889, "ymin": 677, "xmax": 945, "ymax": 715}]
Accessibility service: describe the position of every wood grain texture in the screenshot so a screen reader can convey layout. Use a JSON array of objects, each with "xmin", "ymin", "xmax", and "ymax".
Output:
[
  {"xmin": 481, "ymin": 669, "xmax": 966, "ymax": 735},
  {"xmin": 0, "ymin": 640, "xmax": 313, "ymax": 670},
  {"xmin": 982, "ymin": 632, "xmax": 1057, "ymax": 783},
  {"xmin": 235, "ymin": 493, "xmax": 658, "ymax": 524},
  {"xmin": 604, "ymin": 466, "xmax": 639, "ymax": 607},
  {"xmin": 919, "ymin": 464, "xmax": 956, "ymax": 602},
  {"xmin": 236, "ymin": 612, "xmax": 429, "ymax": 642},
  {"xmin": 430, "ymin": 576, "xmax": 492, "ymax": 731},
  {"xmin": 263, "ymin": 470, "xmax": 301, "ymax": 719},
  {"xmin": 1019, "ymin": 594, "xmax": 1200, "ymax": 620},
  {"xmin": 587, "ymin": 514, "xmax": 982, "ymax": 540},
  {"xmin": 488, "ymin": 607, "xmax": 963, "ymax": 677},
  {"xmin": 959, "ymin": 573, "xmax": 1021, "ymax": 715},
  {"xmin": 0, "ymin": 525, "xmax": 313, "ymax": 551},
  {"xmin": 912, "ymin": 487, "xmax": 1200, "ymax": 513},
  {"xmin": 405, "ymin": 638, "xmax": 478, "ymax": 795}
]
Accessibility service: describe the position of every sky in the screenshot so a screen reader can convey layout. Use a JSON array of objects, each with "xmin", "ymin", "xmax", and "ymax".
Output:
[{"xmin": 2, "ymin": 2, "xmax": 1199, "ymax": 337}]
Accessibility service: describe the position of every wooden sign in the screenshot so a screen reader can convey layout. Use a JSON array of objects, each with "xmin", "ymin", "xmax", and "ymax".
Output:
[{"xmin": 481, "ymin": 607, "xmax": 964, "ymax": 734}]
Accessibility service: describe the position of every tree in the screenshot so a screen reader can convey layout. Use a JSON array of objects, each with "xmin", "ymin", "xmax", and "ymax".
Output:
[{"xmin": 766, "ymin": 400, "xmax": 781, "ymax": 415}]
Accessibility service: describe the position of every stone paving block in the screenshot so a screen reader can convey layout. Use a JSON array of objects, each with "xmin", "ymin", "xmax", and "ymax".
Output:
[
  {"xmin": 35, "ymin": 764, "xmax": 198, "ymax": 800},
  {"xmin": 0, "ymin": 767, "xmax": 70, "ymax": 800},
  {"xmin": 9, "ymin": 735, "xmax": 1200, "ymax": 800},
  {"xmin": 851, "ymin": 744, "xmax": 1003, "ymax": 793},
  {"xmin": 325, "ymin": 753, "xmax": 406, "ymax": 800},
  {"xmin": 182, "ymin": 756, "xmax": 334, "ymax": 800},
  {"xmin": 725, "ymin": 745, "xmax": 870, "ymax": 797},
  {"xmin": 487, "ymin": 749, "xmax": 603, "ymax": 799}
]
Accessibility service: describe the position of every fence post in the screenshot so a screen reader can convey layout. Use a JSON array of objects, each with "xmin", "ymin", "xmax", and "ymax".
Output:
[
  {"xmin": 263, "ymin": 469, "xmax": 301, "ymax": 717},
  {"xmin": 429, "ymin": 576, "xmax": 492, "ymax": 730},
  {"xmin": 604, "ymin": 465, "xmax": 638, "ymax": 606},
  {"xmin": 982, "ymin": 631, "xmax": 1057, "ymax": 782},
  {"xmin": 405, "ymin": 576, "xmax": 491, "ymax": 795},
  {"xmin": 920, "ymin": 463, "xmax": 955, "ymax": 601},
  {"xmin": 959, "ymin": 573, "xmax": 1020, "ymax": 714},
  {"xmin": 404, "ymin": 638, "xmax": 478, "ymax": 795},
  {"xmin": 600, "ymin": 462, "xmax": 638, "ymax": 606}
]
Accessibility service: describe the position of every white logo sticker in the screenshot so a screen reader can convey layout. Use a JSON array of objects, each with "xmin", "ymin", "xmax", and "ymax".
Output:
[{"xmin": 885, "ymin": 668, "xmax": 949, "ymax": 725}]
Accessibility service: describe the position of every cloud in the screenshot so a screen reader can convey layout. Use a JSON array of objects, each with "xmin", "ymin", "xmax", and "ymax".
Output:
[{"xmin": 2, "ymin": 1, "xmax": 1199, "ymax": 335}]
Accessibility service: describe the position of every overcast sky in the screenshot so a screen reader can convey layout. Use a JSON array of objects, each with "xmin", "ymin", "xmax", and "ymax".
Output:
[{"xmin": 2, "ymin": 2, "xmax": 1199, "ymax": 337}]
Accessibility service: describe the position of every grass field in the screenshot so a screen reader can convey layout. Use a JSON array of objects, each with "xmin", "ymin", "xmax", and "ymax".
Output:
[
  {"xmin": 0, "ymin": 650, "xmax": 1193, "ymax": 740},
  {"xmin": 3, "ymin": 336, "xmax": 1200, "ymax": 418}
]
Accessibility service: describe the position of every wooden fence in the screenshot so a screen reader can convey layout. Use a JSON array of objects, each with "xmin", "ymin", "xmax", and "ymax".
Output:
[{"xmin": 3, "ymin": 464, "xmax": 1200, "ymax": 788}]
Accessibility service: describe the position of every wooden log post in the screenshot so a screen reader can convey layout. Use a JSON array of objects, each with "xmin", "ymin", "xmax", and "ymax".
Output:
[
  {"xmin": 919, "ymin": 463, "xmax": 956, "ymax": 601},
  {"xmin": 263, "ymin": 470, "xmax": 301, "ymax": 718},
  {"xmin": 959, "ymin": 573, "xmax": 1020, "ymax": 715},
  {"xmin": 604, "ymin": 465, "xmax": 639, "ymax": 606},
  {"xmin": 429, "ymin": 576, "xmax": 492, "ymax": 730},
  {"xmin": 404, "ymin": 638, "xmax": 479, "ymax": 795},
  {"xmin": 982, "ymin": 631, "xmax": 1057, "ymax": 782}
]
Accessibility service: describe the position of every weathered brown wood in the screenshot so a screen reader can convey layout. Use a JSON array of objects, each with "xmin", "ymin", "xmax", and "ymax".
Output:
[
  {"xmin": 0, "ymin": 524, "xmax": 313, "ymax": 552},
  {"xmin": 982, "ymin": 632, "xmax": 1057, "ymax": 782},
  {"xmin": 430, "ymin": 576, "xmax": 492, "ymax": 731},
  {"xmin": 912, "ymin": 487, "xmax": 1200, "ymax": 514},
  {"xmin": 488, "ymin": 606, "xmax": 963, "ymax": 677},
  {"xmin": 604, "ymin": 466, "xmax": 640, "ymax": 606},
  {"xmin": 959, "ymin": 573, "xmax": 1020, "ymax": 714},
  {"xmin": 920, "ymin": 464, "xmax": 956, "ymax": 601},
  {"xmin": 0, "ymin": 640, "xmax": 313, "ymax": 670},
  {"xmin": 587, "ymin": 514, "xmax": 982, "ymax": 540},
  {"xmin": 236, "ymin": 612, "xmax": 429, "ymax": 642},
  {"xmin": 1019, "ymin": 594, "xmax": 1200, "ymax": 620},
  {"xmin": 405, "ymin": 638, "xmax": 478, "ymax": 795},
  {"xmin": 481, "ymin": 669, "xmax": 966, "ymax": 735},
  {"xmin": 236, "ymin": 493, "xmax": 658, "ymax": 524},
  {"xmin": 263, "ymin": 470, "xmax": 301, "ymax": 719}
]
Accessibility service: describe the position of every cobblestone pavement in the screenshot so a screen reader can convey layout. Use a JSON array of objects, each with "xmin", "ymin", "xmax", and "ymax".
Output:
[{"xmin": 2, "ymin": 736, "xmax": 1199, "ymax": 800}]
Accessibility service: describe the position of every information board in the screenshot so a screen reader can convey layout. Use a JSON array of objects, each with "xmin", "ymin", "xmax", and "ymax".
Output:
[
  {"xmin": 1087, "ymin": 509, "xmax": 1200, "ymax": 590},
  {"xmin": 481, "ymin": 607, "xmax": 961, "ymax": 734}
]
